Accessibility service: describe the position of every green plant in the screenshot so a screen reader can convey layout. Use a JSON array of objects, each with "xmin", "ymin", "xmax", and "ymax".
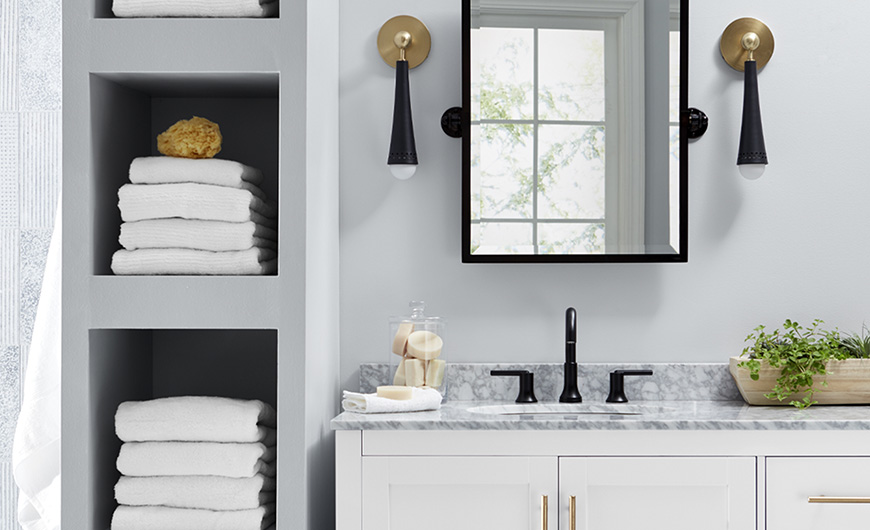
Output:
[
  {"xmin": 738, "ymin": 319, "xmax": 849, "ymax": 409},
  {"xmin": 840, "ymin": 324, "xmax": 870, "ymax": 359}
]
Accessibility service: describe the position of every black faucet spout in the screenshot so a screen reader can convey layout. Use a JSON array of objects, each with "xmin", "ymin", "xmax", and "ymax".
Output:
[
  {"xmin": 565, "ymin": 306, "xmax": 576, "ymax": 363},
  {"xmin": 559, "ymin": 307, "xmax": 582, "ymax": 403}
]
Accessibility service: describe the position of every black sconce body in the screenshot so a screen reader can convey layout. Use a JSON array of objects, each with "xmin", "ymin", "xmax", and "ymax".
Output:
[
  {"xmin": 737, "ymin": 60, "xmax": 767, "ymax": 166},
  {"xmin": 388, "ymin": 60, "xmax": 418, "ymax": 166}
]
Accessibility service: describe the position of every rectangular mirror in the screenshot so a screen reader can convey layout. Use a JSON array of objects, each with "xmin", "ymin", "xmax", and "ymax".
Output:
[{"xmin": 462, "ymin": 0, "xmax": 687, "ymax": 262}]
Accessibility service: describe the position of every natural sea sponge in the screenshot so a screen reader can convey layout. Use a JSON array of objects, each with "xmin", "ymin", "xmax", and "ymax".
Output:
[{"xmin": 157, "ymin": 116, "xmax": 222, "ymax": 159}]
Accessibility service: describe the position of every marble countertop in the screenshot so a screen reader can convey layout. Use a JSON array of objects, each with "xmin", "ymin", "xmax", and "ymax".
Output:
[{"xmin": 331, "ymin": 400, "xmax": 870, "ymax": 431}]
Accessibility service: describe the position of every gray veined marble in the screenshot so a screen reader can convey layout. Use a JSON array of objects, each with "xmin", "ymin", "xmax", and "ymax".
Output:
[
  {"xmin": 359, "ymin": 362, "xmax": 742, "ymax": 402},
  {"xmin": 332, "ymin": 399, "xmax": 870, "ymax": 432},
  {"xmin": 340, "ymin": 361, "xmax": 870, "ymax": 431}
]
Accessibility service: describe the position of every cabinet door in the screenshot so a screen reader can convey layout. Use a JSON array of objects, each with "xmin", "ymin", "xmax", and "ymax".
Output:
[
  {"xmin": 767, "ymin": 457, "xmax": 870, "ymax": 529},
  {"xmin": 559, "ymin": 457, "xmax": 756, "ymax": 530},
  {"xmin": 362, "ymin": 456, "xmax": 557, "ymax": 530}
]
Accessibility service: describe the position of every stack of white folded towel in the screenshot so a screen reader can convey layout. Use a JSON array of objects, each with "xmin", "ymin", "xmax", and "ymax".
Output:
[
  {"xmin": 111, "ymin": 156, "xmax": 278, "ymax": 275},
  {"xmin": 113, "ymin": 0, "xmax": 278, "ymax": 18},
  {"xmin": 112, "ymin": 396, "xmax": 278, "ymax": 530}
]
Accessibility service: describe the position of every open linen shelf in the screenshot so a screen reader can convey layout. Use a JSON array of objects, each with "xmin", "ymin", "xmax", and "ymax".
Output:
[{"xmin": 90, "ymin": 72, "xmax": 280, "ymax": 276}]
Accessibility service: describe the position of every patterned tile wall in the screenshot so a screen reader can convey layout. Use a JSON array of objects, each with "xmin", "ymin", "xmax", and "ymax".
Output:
[{"xmin": 0, "ymin": 0, "xmax": 61, "ymax": 521}]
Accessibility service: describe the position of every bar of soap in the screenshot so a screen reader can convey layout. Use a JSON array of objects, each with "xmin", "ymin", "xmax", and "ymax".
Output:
[
  {"xmin": 404, "ymin": 359, "xmax": 425, "ymax": 387},
  {"xmin": 393, "ymin": 358, "xmax": 407, "ymax": 386},
  {"xmin": 391, "ymin": 323, "xmax": 415, "ymax": 356},
  {"xmin": 377, "ymin": 385, "xmax": 413, "ymax": 400},
  {"xmin": 406, "ymin": 330, "xmax": 443, "ymax": 360},
  {"xmin": 425, "ymin": 359, "xmax": 446, "ymax": 388}
]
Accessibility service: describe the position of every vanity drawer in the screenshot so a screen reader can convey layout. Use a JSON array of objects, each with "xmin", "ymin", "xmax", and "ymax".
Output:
[{"xmin": 767, "ymin": 457, "xmax": 870, "ymax": 529}]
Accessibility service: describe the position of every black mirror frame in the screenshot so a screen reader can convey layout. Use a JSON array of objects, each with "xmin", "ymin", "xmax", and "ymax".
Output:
[{"xmin": 461, "ymin": 0, "xmax": 690, "ymax": 263}]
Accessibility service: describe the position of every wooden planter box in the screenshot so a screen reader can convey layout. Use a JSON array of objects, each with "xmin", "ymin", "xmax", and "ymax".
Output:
[{"xmin": 729, "ymin": 356, "xmax": 870, "ymax": 405}]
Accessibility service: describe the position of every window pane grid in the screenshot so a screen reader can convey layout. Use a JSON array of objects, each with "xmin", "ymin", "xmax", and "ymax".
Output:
[{"xmin": 472, "ymin": 24, "xmax": 607, "ymax": 256}]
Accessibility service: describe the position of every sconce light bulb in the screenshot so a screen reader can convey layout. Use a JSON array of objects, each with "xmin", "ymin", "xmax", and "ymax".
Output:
[
  {"xmin": 738, "ymin": 164, "xmax": 765, "ymax": 180},
  {"xmin": 390, "ymin": 164, "xmax": 417, "ymax": 180}
]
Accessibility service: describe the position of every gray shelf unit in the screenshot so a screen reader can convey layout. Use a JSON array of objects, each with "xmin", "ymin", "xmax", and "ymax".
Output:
[
  {"xmin": 62, "ymin": 3, "xmax": 340, "ymax": 530},
  {"xmin": 90, "ymin": 72, "xmax": 280, "ymax": 274}
]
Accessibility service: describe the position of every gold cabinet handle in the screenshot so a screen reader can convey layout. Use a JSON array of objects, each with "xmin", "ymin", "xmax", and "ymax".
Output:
[
  {"xmin": 541, "ymin": 495, "xmax": 548, "ymax": 530},
  {"xmin": 569, "ymin": 495, "xmax": 576, "ymax": 530},
  {"xmin": 809, "ymin": 496, "xmax": 870, "ymax": 504}
]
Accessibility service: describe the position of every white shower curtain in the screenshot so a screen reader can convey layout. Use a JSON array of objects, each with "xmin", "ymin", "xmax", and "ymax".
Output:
[{"xmin": 12, "ymin": 203, "xmax": 61, "ymax": 530}]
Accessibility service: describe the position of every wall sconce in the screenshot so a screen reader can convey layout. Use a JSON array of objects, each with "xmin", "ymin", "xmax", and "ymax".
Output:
[
  {"xmin": 720, "ymin": 18, "xmax": 774, "ymax": 180},
  {"xmin": 378, "ymin": 15, "xmax": 431, "ymax": 180}
]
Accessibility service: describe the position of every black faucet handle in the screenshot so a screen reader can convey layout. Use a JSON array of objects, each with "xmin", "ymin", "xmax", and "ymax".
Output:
[
  {"xmin": 491, "ymin": 370, "xmax": 538, "ymax": 403},
  {"xmin": 606, "ymin": 370, "xmax": 654, "ymax": 403}
]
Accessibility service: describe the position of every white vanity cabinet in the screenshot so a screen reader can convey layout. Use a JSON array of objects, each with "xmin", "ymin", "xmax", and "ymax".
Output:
[
  {"xmin": 336, "ymin": 431, "xmax": 759, "ymax": 530},
  {"xmin": 361, "ymin": 456, "xmax": 557, "ymax": 530},
  {"xmin": 767, "ymin": 457, "xmax": 870, "ymax": 530},
  {"xmin": 336, "ymin": 425, "xmax": 870, "ymax": 530},
  {"xmin": 559, "ymin": 457, "xmax": 756, "ymax": 530},
  {"xmin": 355, "ymin": 454, "xmax": 755, "ymax": 530}
]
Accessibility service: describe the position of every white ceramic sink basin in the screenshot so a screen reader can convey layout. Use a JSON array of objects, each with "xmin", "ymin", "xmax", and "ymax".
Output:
[{"xmin": 466, "ymin": 403, "xmax": 672, "ymax": 416}]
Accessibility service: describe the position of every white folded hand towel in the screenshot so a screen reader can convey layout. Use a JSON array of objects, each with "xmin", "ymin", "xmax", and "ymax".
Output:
[
  {"xmin": 341, "ymin": 387, "xmax": 442, "ymax": 414},
  {"xmin": 120, "ymin": 219, "xmax": 277, "ymax": 252},
  {"xmin": 117, "ymin": 441, "xmax": 275, "ymax": 478},
  {"xmin": 116, "ymin": 396, "xmax": 276, "ymax": 443},
  {"xmin": 111, "ymin": 504, "xmax": 275, "ymax": 530},
  {"xmin": 118, "ymin": 183, "xmax": 277, "ymax": 224},
  {"xmin": 129, "ymin": 156, "xmax": 265, "ymax": 187},
  {"xmin": 115, "ymin": 474, "xmax": 275, "ymax": 511},
  {"xmin": 113, "ymin": 0, "xmax": 278, "ymax": 18},
  {"xmin": 111, "ymin": 247, "xmax": 277, "ymax": 275}
]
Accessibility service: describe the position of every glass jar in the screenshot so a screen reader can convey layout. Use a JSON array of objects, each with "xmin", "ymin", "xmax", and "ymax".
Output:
[{"xmin": 388, "ymin": 301, "xmax": 447, "ymax": 398}]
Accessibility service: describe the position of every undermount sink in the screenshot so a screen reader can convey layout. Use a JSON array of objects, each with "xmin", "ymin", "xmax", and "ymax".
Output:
[{"xmin": 466, "ymin": 403, "xmax": 673, "ymax": 416}]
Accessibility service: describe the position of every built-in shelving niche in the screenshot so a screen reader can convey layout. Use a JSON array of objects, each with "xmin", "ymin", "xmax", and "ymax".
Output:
[
  {"xmin": 88, "ymin": 328, "xmax": 278, "ymax": 530},
  {"xmin": 90, "ymin": 72, "xmax": 279, "ymax": 275}
]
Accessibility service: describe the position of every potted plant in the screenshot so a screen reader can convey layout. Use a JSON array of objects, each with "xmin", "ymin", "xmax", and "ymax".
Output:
[{"xmin": 730, "ymin": 319, "xmax": 870, "ymax": 408}]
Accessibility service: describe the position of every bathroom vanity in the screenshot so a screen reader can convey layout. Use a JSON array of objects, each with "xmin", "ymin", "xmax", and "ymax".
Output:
[{"xmin": 333, "ymin": 366, "xmax": 870, "ymax": 530}]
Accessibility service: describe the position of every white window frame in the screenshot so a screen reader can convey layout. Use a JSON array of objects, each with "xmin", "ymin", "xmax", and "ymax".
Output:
[
  {"xmin": 472, "ymin": 0, "xmax": 645, "ymax": 255},
  {"xmin": 668, "ymin": 9, "xmax": 681, "ymax": 252}
]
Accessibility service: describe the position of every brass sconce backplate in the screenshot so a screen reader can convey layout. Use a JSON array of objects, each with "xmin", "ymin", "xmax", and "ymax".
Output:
[
  {"xmin": 720, "ymin": 17, "xmax": 774, "ymax": 71},
  {"xmin": 378, "ymin": 15, "xmax": 431, "ymax": 69}
]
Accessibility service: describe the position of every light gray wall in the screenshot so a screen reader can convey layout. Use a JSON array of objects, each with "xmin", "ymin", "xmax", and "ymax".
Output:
[
  {"xmin": 0, "ymin": 0, "xmax": 61, "ymax": 522},
  {"xmin": 339, "ymin": 0, "xmax": 870, "ymax": 390},
  {"xmin": 3, "ymin": 0, "xmax": 870, "ymax": 526}
]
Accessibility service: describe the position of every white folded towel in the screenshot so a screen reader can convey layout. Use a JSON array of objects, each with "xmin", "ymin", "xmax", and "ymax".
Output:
[
  {"xmin": 117, "ymin": 441, "xmax": 275, "ymax": 478},
  {"xmin": 129, "ymin": 156, "xmax": 265, "ymax": 187},
  {"xmin": 111, "ymin": 505, "xmax": 275, "ymax": 530},
  {"xmin": 111, "ymin": 247, "xmax": 277, "ymax": 275},
  {"xmin": 113, "ymin": 0, "xmax": 278, "ymax": 17},
  {"xmin": 341, "ymin": 387, "xmax": 442, "ymax": 414},
  {"xmin": 116, "ymin": 396, "xmax": 277, "ymax": 443},
  {"xmin": 120, "ymin": 219, "xmax": 277, "ymax": 252},
  {"xmin": 118, "ymin": 183, "xmax": 277, "ymax": 224},
  {"xmin": 115, "ymin": 474, "xmax": 275, "ymax": 510}
]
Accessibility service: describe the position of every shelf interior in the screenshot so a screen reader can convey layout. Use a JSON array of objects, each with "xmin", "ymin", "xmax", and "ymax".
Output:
[
  {"xmin": 90, "ymin": 72, "xmax": 280, "ymax": 275},
  {"xmin": 88, "ymin": 328, "xmax": 278, "ymax": 529}
]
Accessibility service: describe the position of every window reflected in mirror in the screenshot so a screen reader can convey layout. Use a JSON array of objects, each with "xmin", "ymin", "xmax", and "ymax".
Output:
[{"xmin": 464, "ymin": 0, "xmax": 687, "ymax": 262}]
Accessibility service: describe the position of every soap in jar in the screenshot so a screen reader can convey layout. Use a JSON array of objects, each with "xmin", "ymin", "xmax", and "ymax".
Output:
[
  {"xmin": 406, "ymin": 330, "xmax": 443, "ymax": 360},
  {"xmin": 425, "ymin": 359, "xmax": 446, "ymax": 389}
]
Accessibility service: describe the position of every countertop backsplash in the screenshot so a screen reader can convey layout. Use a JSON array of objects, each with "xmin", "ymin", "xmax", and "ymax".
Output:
[{"xmin": 360, "ymin": 362, "xmax": 742, "ymax": 403}]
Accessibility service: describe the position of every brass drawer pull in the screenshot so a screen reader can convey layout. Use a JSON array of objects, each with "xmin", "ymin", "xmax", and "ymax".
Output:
[
  {"xmin": 541, "ymin": 495, "xmax": 548, "ymax": 530},
  {"xmin": 569, "ymin": 495, "xmax": 576, "ymax": 530},
  {"xmin": 809, "ymin": 496, "xmax": 870, "ymax": 504}
]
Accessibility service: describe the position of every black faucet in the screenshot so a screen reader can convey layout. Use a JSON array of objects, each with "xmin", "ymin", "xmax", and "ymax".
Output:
[
  {"xmin": 491, "ymin": 370, "xmax": 538, "ymax": 403},
  {"xmin": 559, "ymin": 307, "xmax": 583, "ymax": 403}
]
